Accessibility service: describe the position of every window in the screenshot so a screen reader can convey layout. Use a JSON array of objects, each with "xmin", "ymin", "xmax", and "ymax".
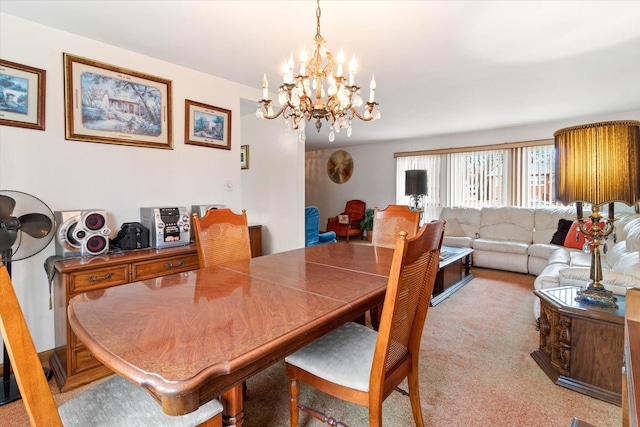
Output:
[{"xmin": 396, "ymin": 141, "xmax": 555, "ymax": 220}]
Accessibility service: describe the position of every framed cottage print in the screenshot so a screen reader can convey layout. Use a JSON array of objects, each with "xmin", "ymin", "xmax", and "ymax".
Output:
[
  {"xmin": 185, "ymin": 99, "xmax": 231, "ymax": 150},
  {"xmin": 240, "ymin": 145, "xmax": 249, "ymax": 169},
  {"xmin": 0, "ymin": 59, "xmax": 46, "ymax": 130},
  {"xmin": 63, "ymin": 53, "xmax": 172, "ymax": 149}
]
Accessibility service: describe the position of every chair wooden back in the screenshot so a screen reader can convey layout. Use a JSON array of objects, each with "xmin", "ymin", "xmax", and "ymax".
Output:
[
  {"xmin": 370, "ymin": 220, "xmax": 444, "ymax": 400},
  {"xmin": 344, "ymin": 199, "xmax": 366, "ymax": 222},
  {"xmin": 192, "ymin": 208, "xmax": 252, "ymax": 268},
  {"xmin": 0, "ymin": 264, "xmax": 63, "ymax": 426},
  {"xmin": 371, "ymin": 205, "xmax": 420, "ymax": 248}
]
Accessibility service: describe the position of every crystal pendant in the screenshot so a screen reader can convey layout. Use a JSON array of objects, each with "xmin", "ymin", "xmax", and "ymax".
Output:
[
  {"xmin": 298, "ymin": 131, "xmax": 305, "ymax": 143},
  {"xmin": 328, "ymin": 130, "xmax": 335, "ymax": 142},
  {"xmin": 278, "ymin": 91, "xmax": 288, "ymax": 106},
  {"xmin": 364, "ymin": 109, "xmax": 371, "ymax": 120},
  {"xmin": 582, "ymin": 242, "xmax": 591, "ymax": 253},
  {"xmin": 347, "ymin": 124, "xmax": 353, "ymax": 137},
  {"xmin": 255, "ymin": 107, "xmax": 263, "ymax": 118},
  {"xmin": 352, "ymin": 93, "xmax": 363, "ymax": 107},
  {"xmin": 267, "ymin": 105, "xmax": 274, "ymax": 116}
]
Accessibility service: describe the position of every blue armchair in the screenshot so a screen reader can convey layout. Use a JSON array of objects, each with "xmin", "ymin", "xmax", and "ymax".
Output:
[{"xmin": 305, "ymin": 206, "xmax": 337, "ymax": 246}]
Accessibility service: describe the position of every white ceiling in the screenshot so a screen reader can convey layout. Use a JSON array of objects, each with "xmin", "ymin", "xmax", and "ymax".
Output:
[{"xmin": 2, "ymin": 0, "xmax": 640, "ymax": 151}]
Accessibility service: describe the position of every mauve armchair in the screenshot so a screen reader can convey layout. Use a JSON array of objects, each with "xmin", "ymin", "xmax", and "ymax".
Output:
[{"xmin": 305, "ymin": 206, "xmax": 337, "ymax": 247}]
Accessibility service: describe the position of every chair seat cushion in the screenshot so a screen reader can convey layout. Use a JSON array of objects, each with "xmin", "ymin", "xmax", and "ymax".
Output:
[
  {"xmin": 58, "ymin": 375, "xmax": 223, "ymax": 426},
  {"xmin": 285, "ymin": 322, "xmax": 377, "ymax": 392}
]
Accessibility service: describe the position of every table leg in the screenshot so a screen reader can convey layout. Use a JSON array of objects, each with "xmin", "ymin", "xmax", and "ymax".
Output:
[{"xmin": 221, "ymin": 384, "xmax": 244, "ymax": 427}]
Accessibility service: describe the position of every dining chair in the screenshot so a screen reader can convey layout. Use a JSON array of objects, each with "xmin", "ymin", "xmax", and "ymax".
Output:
[
  {"xmin": 371, "ymin": 204, "xmax": 421, "ymax": 248},
  {"xmin": 192, "ymin": 208, "xmax": 252, "ymax": 268},
  {"xmin": 285, "ymin": 219, "xmax": 445, "ymax": 427},
  {"xmin": 0, "ymin": 264, "xmax": 223, "ymax": 427},
  {"xmin": 369, "ymin": 204, "xmax": 421, "ymax": 328}
]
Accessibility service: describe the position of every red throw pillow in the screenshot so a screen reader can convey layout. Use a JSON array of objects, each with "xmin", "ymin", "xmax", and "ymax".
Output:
[{"xmin": 563, "ymin": 220, "xmax": 595, "ymax": 249}]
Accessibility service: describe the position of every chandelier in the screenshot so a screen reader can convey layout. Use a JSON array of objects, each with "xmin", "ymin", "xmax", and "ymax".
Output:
[{"xmin": 256, "ymin": 0, "xmax": 381, "ymax": 143}]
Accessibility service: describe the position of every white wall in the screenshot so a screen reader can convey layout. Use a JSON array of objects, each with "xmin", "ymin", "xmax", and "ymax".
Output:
[
  {"xmin": 307, "ymin": 109, "xmax": 640, "ymax": 227},
  {"xmin": 0, "ymin": 14, "xmax": 305, "ymax": 352}
]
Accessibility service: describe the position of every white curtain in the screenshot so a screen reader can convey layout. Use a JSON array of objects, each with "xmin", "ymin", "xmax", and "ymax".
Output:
[
  {"xmin": 396, "ymin": 155, "xmax": 442, "ymax": 221},
  {"xmin": 396, "ymin": 144, "xmax": 555, "ymax": 217}
]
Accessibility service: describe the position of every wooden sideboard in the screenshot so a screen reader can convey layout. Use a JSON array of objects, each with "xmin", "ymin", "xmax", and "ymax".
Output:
[
  {"xmin": 531, "ymin": 286, "xmax": 625, "ymax": 406},
  {"xmin": 51, "ymin": 226, "xmax": 262, "ymax": 391},
  {"xmin": 623, "ymin": 288, "xmax": 640, "ymax": 427}
]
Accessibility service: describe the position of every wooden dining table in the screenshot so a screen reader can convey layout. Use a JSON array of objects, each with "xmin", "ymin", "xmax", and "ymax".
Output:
[{"xmin": 67, "ymin": 242, "xmax": 395, "ymax": 426}]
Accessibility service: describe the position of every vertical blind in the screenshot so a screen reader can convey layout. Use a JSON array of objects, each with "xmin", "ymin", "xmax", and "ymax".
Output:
[{"xmin": 396, "ymin": 143, "xmax": 555, "ymax": 220}]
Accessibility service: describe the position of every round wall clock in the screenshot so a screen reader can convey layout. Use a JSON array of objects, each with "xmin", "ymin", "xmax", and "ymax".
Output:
[{"xmin": 327, "ymin": 150, "xmax": 354, "ymax": 184}]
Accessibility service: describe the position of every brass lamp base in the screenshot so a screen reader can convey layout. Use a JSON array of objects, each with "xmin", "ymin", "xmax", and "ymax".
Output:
[{"xmin": 575, "ymin": 285, "xmax": 618, "ymax": 308}]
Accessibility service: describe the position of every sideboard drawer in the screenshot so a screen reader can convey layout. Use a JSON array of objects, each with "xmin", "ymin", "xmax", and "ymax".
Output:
[
  {"xmin": 72, "ymin": 345, "xmax": 102, "ymax": 373},
  {"xmin": 132, "ymin": 253, "xmax": 200, "ymax": 281},
  {"xmin": 69, "ymin": 265, "xmax": 130, "ymax": 294}
]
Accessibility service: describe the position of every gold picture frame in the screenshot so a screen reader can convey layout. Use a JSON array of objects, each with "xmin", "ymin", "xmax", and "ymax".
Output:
[
  {"xmin": 184, "ymin": 99, "xmax": 231, "ymax": 150},
  {"xmin": 241, "ymin": 145, "xmax": 249, "ymax": 169},
  {"xmin": 63, "ymin": 53, "xmax": 172, "ymax": 149},
  {"xmin": 0, "ymin": 59, "xmax": 46, "ymax": 130}
]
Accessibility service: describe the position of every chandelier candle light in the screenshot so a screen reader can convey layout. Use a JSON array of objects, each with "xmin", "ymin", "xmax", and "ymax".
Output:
[
  {"xmin": 554, "ymin": 120, "xmax": 640, "ymax": 308},
  {"xmin": 256, "ymin": 0, "xmax": 380, "ymax": 143}
]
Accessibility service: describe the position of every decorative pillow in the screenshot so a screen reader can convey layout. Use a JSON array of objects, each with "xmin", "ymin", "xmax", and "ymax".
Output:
[
  {"xmin": 338, "ymin": 214, "xmax": 349, "ymax": 224},
  {"xmin": 444, "ymin": 218, "xmax": 466, "ymax": 237},
  {"xmin": 563, "ymin": 220, "xmax": 593, "ymax": 249},
  {"xmin": 550, "ymin": 219, "xmax": 573, "ymax": 245}
]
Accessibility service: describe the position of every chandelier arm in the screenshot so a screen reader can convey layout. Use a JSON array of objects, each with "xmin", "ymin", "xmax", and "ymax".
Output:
[
  {"xmin": 349, "ymin": 107, "xmax": 374, "ymax": 122},
  {"xmin": 261, "ymin": 104, "xmax": 288, "ymax": 120}
]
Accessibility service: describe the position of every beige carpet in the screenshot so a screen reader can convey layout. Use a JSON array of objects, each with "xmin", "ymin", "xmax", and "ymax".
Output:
[{"xmin": 2, "ymin": 268, "xmax": 620, "ymax": 426}]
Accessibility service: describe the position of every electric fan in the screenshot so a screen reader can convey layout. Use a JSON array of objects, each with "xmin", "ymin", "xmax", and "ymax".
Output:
[{"xmin": 0, "ymin": 190, "xmax": 55, "ymax": 406}]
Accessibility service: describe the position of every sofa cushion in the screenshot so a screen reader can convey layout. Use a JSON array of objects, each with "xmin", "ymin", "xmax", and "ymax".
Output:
[
  {"xmin": 563, "ymin": 220, "xmax": 591, "ymax": 249},
  {"xmin": 479, "ymin": 206, "xmax": 534, "ymax": 243},
  {"xmin": 547, "ymin": 248, "xmax": 572, "ymax": 265},
  {"xmin": 442, "ymin": 236, "xmax": 473, "ymax": 248},
  {"xmin": 440, "ymin": 207, "xmax": 481, "ymax": 238},
  {"xmin": 533, "ymin": 206, "xmax": 578, "ymax": 244},
  {"xmin": 550, "ymin": 219, "xmax": 573, "ymax": 245},
  {"xmin": 558, "ymin": 267, "xmax": 634, "ymax": 295},
  {"xmin": 473, "ymin": 238, "xmax": 528, "ymax": 255},
  {"xmin": 444, "ymin": 218, "xmax": 466, "ymax": 237},
  {"xmin": 625, "ymin": 217, "xmax": 640, "ymax": 252},
  {"xmin": 528, "ymin": 243, "xmax": 562, "ymax": 260}
]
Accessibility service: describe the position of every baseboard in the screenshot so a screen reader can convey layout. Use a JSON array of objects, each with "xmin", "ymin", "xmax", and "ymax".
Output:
[{"xmin": 0, "ymin": 348, "xmax": 55, "ymax": 372}]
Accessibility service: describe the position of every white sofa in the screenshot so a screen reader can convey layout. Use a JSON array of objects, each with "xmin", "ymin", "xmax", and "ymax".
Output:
[
  {"xmin": 534, "ymin": 212, "xmax": 640, "ymax": 317},
  {"xmin": 440, "ymin": 205, "xmax": 578, "ymax": 275},
  {"xmin": 439, "ymin": 206, "xmax": 640, "ymax": 319}
]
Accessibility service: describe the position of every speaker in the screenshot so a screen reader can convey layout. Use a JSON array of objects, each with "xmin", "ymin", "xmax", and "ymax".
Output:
[
  {"xmin": 191, "ymin": 204, "xmax": 226, "ymax": 218},
  {"xmin": 55, "ymin": 210, "xmax": 111, "ymax": 257}
]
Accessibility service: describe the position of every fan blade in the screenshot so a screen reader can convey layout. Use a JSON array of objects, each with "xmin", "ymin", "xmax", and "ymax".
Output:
[
  {"xmin": 0, "ymin": 195, "xmax": 16, "ymax": 220},
  {"xmin": 18, "ymin": 213, "xmax": 53, "ymax": 238},
  {"xmin": 0, "ymin": 229, "xmax": 18, "ymax": 252}
]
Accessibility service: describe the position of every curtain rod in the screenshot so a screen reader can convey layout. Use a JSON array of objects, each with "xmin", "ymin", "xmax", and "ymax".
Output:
[{"xmin": 393, "ymin": 138, "xmax": 553, "ymax": 158}]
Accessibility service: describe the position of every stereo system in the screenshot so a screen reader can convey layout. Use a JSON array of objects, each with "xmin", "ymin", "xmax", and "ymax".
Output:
[
  {"xmin": 140, "ymin": 207, "xmax": 191, "ymax": 249},
  {"xmin": 191, "ymin": 204, "xmax": 226, "ymax": 218},
  {"xmin": 55, "ymin": 210, "xmax": 111, "ymax": 257}
]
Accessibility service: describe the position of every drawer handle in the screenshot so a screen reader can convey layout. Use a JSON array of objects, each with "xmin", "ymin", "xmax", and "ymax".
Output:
[
  {"xmin": 165, "ymin": 260, "xmax": 185, "ymax": 269},
  {"xmin": 88, "ymin": 272, "xmax": 113, "ymax": 282}
]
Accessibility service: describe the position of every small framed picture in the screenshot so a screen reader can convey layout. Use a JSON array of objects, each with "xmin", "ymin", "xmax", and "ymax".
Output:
[
  {"xmin": 0, "ymin": 59, "xmax": 46, "ymax": 130},
  {"xmin": 185, "ymin": 99, "xmax": 231, "ymax": 150},
  {"xmin": 63, "ymin": 53, "xmax": 172, "ymax": 149},
  {"xmin": 240, "ymin": 144, "xmax": 249, "ymax": 169}
]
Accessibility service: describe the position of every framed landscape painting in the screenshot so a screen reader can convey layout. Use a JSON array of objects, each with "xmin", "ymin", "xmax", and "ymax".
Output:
[
  {"xmin": 0, "ymin": 59, "xmax": 46, "ymax": 130},
  {"xmin": 240, "ymin": 145, "xmax": 249, "ymax": 169},
  {"xmin": 63, "ymin": 53, "xmax": 172, "ymax": 149},
  {"xmin": 184, "ymin": 99, "xmax": 231, "ymax": 150}
]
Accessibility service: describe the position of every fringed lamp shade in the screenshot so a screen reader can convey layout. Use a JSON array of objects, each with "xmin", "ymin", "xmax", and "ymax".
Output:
[
  {"xmin": 554, "ymin": 120, "xmax": 640, "ymax": 206},
  {"xmin": 405, "ymin": 170, "xmax": 427, "ymax": 196}
]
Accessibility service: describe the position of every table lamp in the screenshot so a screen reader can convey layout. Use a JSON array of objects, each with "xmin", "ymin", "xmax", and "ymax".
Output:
[
  {"xmin": 405, "ymin": 170, "xmax": 427, "ymax": 212},
  {"xmin": 554, "ymin": 120, "xmax": 640, "ymax": 308}
]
